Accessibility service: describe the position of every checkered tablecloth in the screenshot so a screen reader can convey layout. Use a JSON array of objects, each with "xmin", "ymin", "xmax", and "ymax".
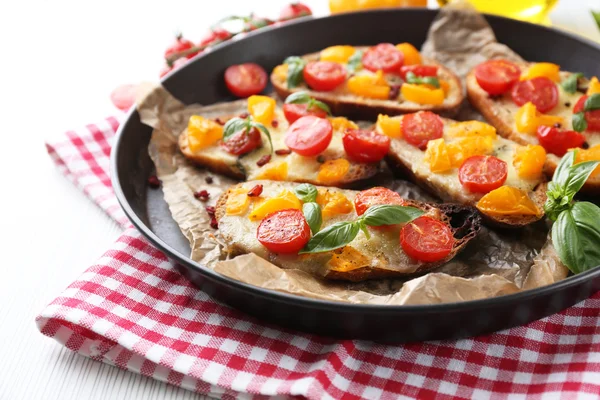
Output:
[{"xmin": 37, "ymin": 116, "xmax": 600, "ymax": 400}]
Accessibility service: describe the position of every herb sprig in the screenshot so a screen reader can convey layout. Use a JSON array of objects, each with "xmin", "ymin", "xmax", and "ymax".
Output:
[
  {"xmin": 405, "ymin": 71, "xmax": 440, "ymax": 88},
  {"xmin": 544, "ymin": 150, "xmax": 600, "ymax": 273},
  {"xmin": 284, "ymin": 56, "xmax": 307, "ymax": 88},
  {"xmin": 346, "ymin": 50, "xmax": 363, "ymax": 74},
  {"xmin": 223, "ymin": 116, "xmax": 273, "ymax": 153},
  {"xmin": 561, "ymin": 72, "xmax": 583, "ymax": 94},
  {"xmin": 572, "ymin": 93, "xmax": 600, "ymax": 132},
  {"xmin": 285, "ymin": 91, "xmax": 331, "ymax": 115}
]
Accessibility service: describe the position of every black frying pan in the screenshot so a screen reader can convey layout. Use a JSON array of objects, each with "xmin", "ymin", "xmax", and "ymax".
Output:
[{"xmin": 111, "ymin": 9, "xmax": 600, "ymax": 342}]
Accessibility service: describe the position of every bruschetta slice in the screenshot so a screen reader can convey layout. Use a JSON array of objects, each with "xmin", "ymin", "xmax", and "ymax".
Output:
[
  {"xmin": 375, "ymin": 111, "xmax": 548, "ymax": 227},
  {"xmin": 215, "ymin": 181, "xmax": 481, "ymax": 281},
  {"xmin": 178, "ymin": 94, "xmax": 381, "ymax": 187},
  {"xmin": 270, "ymin": 43, "xmax": 464, "ymax": 120},
  {"xmin": 466, "ymin": 60, "xmax": 600, "ymax": 193}
]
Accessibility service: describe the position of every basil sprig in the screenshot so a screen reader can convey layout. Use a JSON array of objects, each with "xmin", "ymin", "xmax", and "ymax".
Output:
[
  {"xmin": 544, "ymin": 150, "xmax": 600, "ymax": 273},
  {"xmin": 561, "ymin": 73, "xmax": 583, "ymax": 94},
  {"xmin": 405, "ymin": 71, "xmax": 440, "ymax": 88},
  {"xmin": 285, "ymin": 91, "xmax": 331, "ymax": 115},
  {"xmin": 284, "ymin": 56, "xmax": 307, "ymax": 88},
  {"xmin": 294, "ymin": 183, "xmax": 319, "ymax": 203},
  {"xmin": 299, "ymin": 204, "xmax": 424, "ymax": 254},
  {"xmin": 346, "ymin": 50, "xmax": 363, "ymax": 74},
  {"xmin": 303, "ymin": 202, "xmax": 322, "ymax": 234},
  {"xmin": 572, "ymin": 93, "xmax": 600, "ymax": 132},
  {"xmin": 223, "ymin": 116, "xmax": 273, "ymax": 153}
]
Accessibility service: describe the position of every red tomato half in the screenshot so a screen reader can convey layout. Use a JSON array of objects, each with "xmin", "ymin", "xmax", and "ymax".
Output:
[
  {"xmin": 222, "ymin": 127, "xmax": 262, "ymax": 155},
  {"xmin": 164, "ymin": 35, "xmax": 197, "ymax": 60},
  {"xmin": 536, "ymin": 126, "xmax": 586, "ymax": 156},
  {"xmin": 400, "ymin": 216, "xmax": 455, "ymax": 262},
  {"xmin": 284, "ymin": 116, "xmax": 333, "ymax": 156},
  {"xmin": 303, "ymin": 61, "xmax": 346, "ymax": 91},
  {"xmin": 199, "ymin": 29, "xmax": 232, "ymax": 47},
  {"xmin": 342, "ymin": 129, "xmax": 391, "ymax": 163},
  {"xmin": 473, "ymin": 60, "xmax": 521, "ymax": 95},
  {"xmin": 279, "ymin": 2, "xmax": 312, "ymax": 20},
  {"xmin": 401, "ymin": 111, "xmax": 444, "ymax": 149},
  {"xmin": 362, "ymin": 43, "xmax": 404, "ymax": 73},
  {"xmin": 354, "ymin": 187, "xmax": 405, "ymax": 216},
  {"xmin": 257, "ymin": 209, "xmax": 311, "ymax": 254},
  {"xmin": 511, "ymin": 77, "xmax": 559, "ymax": 113},
  {"xmin": 399, "ymin": 65, "xmax": 438, "ymax": 80},
  {"xmin": 224, "ymin": 63, "xmax": 268, "ymax": 98},
  {"xmin": 110, "ymin": 84, "xmax": 137, "ymax": 111},
  {"xmin": 458, "ymin": 155, "xmax": 508, "ymax": 193},
  {"xmin": 283, "ymin": 103, "xmax": 328, "ymax": 124},
  {"xmin": 574, "ymin": 95, "xmax": 600, "ymax": 132}
]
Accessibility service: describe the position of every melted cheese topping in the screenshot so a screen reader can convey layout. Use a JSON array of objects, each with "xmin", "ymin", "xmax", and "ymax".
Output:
[
  {"xmin": 219, "ymin": 181, "xmax": 443, "ymax": 276},
  {"xmin": 390, "ymin": 117, "xmax": 542, "ymax": 205}
]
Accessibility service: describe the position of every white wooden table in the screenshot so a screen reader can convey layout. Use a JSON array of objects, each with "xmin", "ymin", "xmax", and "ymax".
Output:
[{"xmin": 1, "ymin": 1, "xmax": 598, "ymax": 399}]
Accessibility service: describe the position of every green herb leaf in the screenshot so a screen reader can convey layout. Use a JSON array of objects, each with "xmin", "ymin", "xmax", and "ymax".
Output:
[
  {"xmin": 299, "ymin": 221, "xmax": 360, "ymax": 254},
  {"xmin": 564, "ymin": 160, "xmax": 600, "ymax": 199},
  {"xmin": 284, "ymin": 56, "xmax": 307, "ymax": 88},
  {"xmin": 302, "ymin": 202, "xmax": 322, "ymax": 234},
  {"xmin": 222, "ymin": 117, "xmax": 249, "ymax": 141},
  {"xmin": 405, "ymin": 72, "xmax": 440, "ymax": 88},
  {"xmin": 552, "ymin": 201, "xmax": 600, "ymax": 274},
  {"xmin": 346, "ymin": 50, "xmax": 363, "ymax": 74},
  {"xmin": 584, "ymin": 93, "xmax": 600, "ymax": 111},
  {"xmin": 593, "ymin": 10, "xmax": 600, "ymax": 31},
  {"xmin": 552, "ymin": 150, "xmax": 576, "ymax": 186},
  {"xmin": 560, "ymin": 73, "xmax": 583, "ymax": 94},
  {"xmin": 572, "ymin": 112, "xmax": 588, "ymax": 133},
  {"xmin": 362, "ymin": 205, "xmax": 424, "ymax": 227},
  {"xmin": 285, "ymin": 91, "xmax": 331, "ymax": 115},
  {"xmin": 252, "ymin": 121, "xmax": 274, "ymax": 153},
  {"xmin": 294, "ymin": 183, "xmax": 318, "ymax": 203}
]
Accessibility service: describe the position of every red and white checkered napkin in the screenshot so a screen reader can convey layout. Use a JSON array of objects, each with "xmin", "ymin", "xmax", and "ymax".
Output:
[{"xmin": 37, "ymin": 117, "xmax": 600, "ymax": 400}]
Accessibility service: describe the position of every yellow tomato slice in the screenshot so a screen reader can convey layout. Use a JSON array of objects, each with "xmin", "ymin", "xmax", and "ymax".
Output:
[
  {"xmin": 520, "ymin": 63, "xmax": 560, "ymax": 82},
  {"xmin": 249, "ymin": 189, "xmax": 301, "ymax": 221},
  {"xmin": 327, "ymin": 246, "xmax": 370, "ymax": 272},
  {"xmin": 255, "ymin": 162, "xmax": 288, "ymax": 181},
  {"xmin": 587, "ymin": 77, "xmax": 600, "ymax": 95},
  {"xmin": 329, "ymin": 116, "xmax": 358, "ymax": 132},
  {"xmin": 575, "ymin": 144, "xmax": 600, "ymax": 178},
  {"xmin": 515, "ymin": 102, "xmax": 564, "ymax": 135},
  {"xmin": 476, "ymin": 186, "xmax": 541, "ymax": 216},
  {"xmin": 513, "ymin": 144, "xmax": 547, "ymax": 180},
  {"xmin": 320, "ymin": 45, "xmax": 356, "ymax": 63},
  {"xmin": 187, "ymin": 116, "xmax": 224, "ymax": 153},
  {"xmin": 425, "ymin": 138, "xmax": 452, "ymax": 173},
  {"xmin": 225, "ymin": 187, "xmax": 250, "ymax": 215},
  {"xmin": 401, "ymin": 83, "xmax": 444, "ymax": 105},
  {"xmin": 395, "ymin": 43, "xmax": 422, "ymax": 66},
  {"xmin": 446, "ymin": 121, "xmax": 497, "ymax": 140},
  {"xmin": 317, "ymin": 159, "xmax": 351, "ymax": 185},
  {"xmin": 316, "ymin": 189, "xmax": 354, "ymax": 219},
  {"xmin": 376, "ymin": 114, "xmax": 402, "ymax": 139},
  {"xmin": 347, "ymin": 71, "xmax": 390, "ymax": 100},
  {"xmin": 247, "ymin": 95, "xmax": 276, "ymax": 125}
]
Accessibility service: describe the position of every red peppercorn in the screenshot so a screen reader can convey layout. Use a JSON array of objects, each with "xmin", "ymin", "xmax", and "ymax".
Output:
[
  {"xmin": 194, "ymin": 189, "xmax": 210, "ymax": 201},
  {"xmin": 256, "ymin": 154, "xmax": 271, "ymax": 167},
  {"xmin": 214, "ymin": 118, "xmax": 225, "ymax": 125},
  {"xmin": 271, "ymin": 120, "xmax": 279, "ymax": 128},
  {"xmin": 275, "ymin": 148, "xmax": 291, "ymax": 156},
  {"xmin": 247, "ymin": 184, "xmax": 263, "ymax": 197},
  {"xmin": 205, "ymin": 206, "xmax": 216, "ymax": 217},
  {"xmin": 239, "ymin": 112, "xmax": 249, "ymax": 119},
  {"xmin": 389, "ymin": 84, "xmax": 401, "ymax": 100},
  {"xmin": 205, "ymin": 176, "xmax": 214, "ymax": 184},
  {"xmin": 147, "ymin": 175, "xmax": 161, "ymax": 188},
  {"xmin": 210, "ymin": 217, "xmax": 219, "ymax": 229}
]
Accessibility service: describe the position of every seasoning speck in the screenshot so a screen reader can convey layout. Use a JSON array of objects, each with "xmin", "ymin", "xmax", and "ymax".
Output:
[
  {"xmin": 389, "ymin": 85, "xmax": 401, "ymax": 100},
  {"xmin": 205, "ymin": 206, "xmax": 216, "ymax": 217},
  {"xmin": 271, "ymin": 120, "xmax": 279, "ymax": 128},
  {"xmin": 256, "ymin": 154, "xmax": 271, "ymax": 167},
  {"xmin": 214, "ymin": 118, "xmax": 225, "ymax": 126},
  {"xmin": 147, "ymin": 175, "xmax": 161, "ymax": 188},
  {"xmin": 210, "ymin": 217, "xmax": 219, "ymax": 229},
  {"xmin": 564, "ymin": 102, "xmax": 571, "ymax": 107},
  {"xmin": 275, "ymin": 148, "xmax": 291, "ymax": 156},
  {"xmin": 205, "ymin": 176, "xmax": 214, "ymax": 184},
  {"xmin": 316, "ymin": 155, "xmax": 326, "ymax": 163},
  {"xmin": 553, "ymin": 122, "xmax": 562, "ymax": 128},
  {"xmin": 194, "ymin": 190, "xmax": 210, "ymax": 201},
  {"xmin": 239, "ymin": 112, "xmax": 249, "ymax": 119}
]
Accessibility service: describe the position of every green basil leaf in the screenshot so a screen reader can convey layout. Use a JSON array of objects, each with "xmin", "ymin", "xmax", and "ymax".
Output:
[
  {"xmin": 299, "ymin": 221, "xmax": 360, "ymax": 254},
  {"xmin": 251, "ymin": 121, "xmax": 273, "ymax": 153},
  {"xmin": 284, "ymin": 56, "xmax": 307, "ymax": 88},
  {"xmin": 572, "ymin": 112, "xmax": 588, "ymax": 132},
  {"xmin": 294, "ymin": 183, "xmax": 318, "ymax": 203},
  {"xmin": 405, "ymin": 72, "xmax": 440, "ymax": 88},
  {"xmin": 561, "ymin": 73, "xmax": 583, "ymax": 94},
  {"xmin": 552, "ymin": 202, "xmax": 600, "ymax": 274},
  {"xmin": 405, "ymin": 71, "xmax": 418, "ymax": 83},
  {"xmin": 285, "ymin": 91, "xmax": 312, "ymax": 105},
  {"xmin": 584, "ymin": 93, "xmax": 600, "ymax": 111},
  {"xmin": 222, "ymin": 117, "xmax": 248, "ymax": 141},
  {"xmin": 362, "ymin": 205, "xmax": 424, "ymax": 227},
  {"xmin": 302, "ymin": 202, "xmax": 322, "ymax": 234},
  {"xmin": 346, "ymin": 50, "xmax": 363, "ymax": 74},
  {"xmin": 552, "ymin": 150, "xmax": 576, "ymax": 186},
  {"xmin": 311, "ymin": 99, "xmax": 332, "ymax": 115},
  {"xmin": 421, "ymin": 77, "xmax": 441, "ymax": 88},
  {"xmin": 564, "ymin": 159, "xmax": 600, "ymax": 199}
]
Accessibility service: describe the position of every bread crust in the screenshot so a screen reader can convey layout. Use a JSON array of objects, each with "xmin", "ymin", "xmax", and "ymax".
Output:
[
  {"xmin": 271, "ymin": 49, "xmax": 464, "ymax": 121},
  {"xmin": 215, "ymin": 184, "xmax": 481, "ymax": 282}
]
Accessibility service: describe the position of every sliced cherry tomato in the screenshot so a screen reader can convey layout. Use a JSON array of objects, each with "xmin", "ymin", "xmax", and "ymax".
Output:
[
  {"xmin": 222, "ymin": 127, "xmax": 262, "ymax": 155},
  {"xmin": 110, "ymin": 84, "xmax": 137, "ymax": 111},
  {"xmin": 473, "ymin": 60, "xmax": 521, "ymax": 95},
  {"xmin": 285, "ymin": 116, "xmax": 333, "ymax": 156},
  {"xmin": 279, "ymin": 3, "xmax": 312, "ymax": 20},
  {"xmin": 199, "ymin": 29, "xmax": 232, "ymax": 47},
  {"xmin": 574, "ymin": 95, "xmax": 600, "ymax": 132},
  {"xmin": 224, "ymin": 63, "xmax": 268, "ymax": 98},
  {"xmin": 458, "ymin": 155, "xmax": 508, "ymax": 194},
  {"xmin": 257, "ymin": 209, "xmax": 311, "ymax": 254},
  {"xmin": 354, "ymin": 187, "xmax": 405, "ymax": 216},
  {"xmin": 303, "ymin": 61, "xmax": 346, "ymax": 91},
  {"xmin": 511, "ymin": 77, "xmax": 559, "ymax": 113},
  {"xmin": 164, "ymin": 35, "xmax": 197, "ymax": 60},
  {"xmin": 362, "ymin": 43, "xmax": 404, "ymax": 73},
  {"xmin": 400, "ymin": 216, "xmax": 455, "ymax": 262},
  {"xmin": 399, "ymin": 65, "xmax": 438, "ymax": 80},
  {"xmin": 159, "ymin": 57, "xmax": 189, "ymax": 78},
  {"xmin": 536, "ymin": 126, "xmax": 586, "ymax": 156},
  {"xmin": 283, "ymin": 103, "xmax": 328, "ymax": 124},
  {"xmin": 342, "ymin": 129, "xmax": 390, "ymax": 163},
  {"xmin": 401, "ymin": 111, "xmax": 444, "ymax": 149}
]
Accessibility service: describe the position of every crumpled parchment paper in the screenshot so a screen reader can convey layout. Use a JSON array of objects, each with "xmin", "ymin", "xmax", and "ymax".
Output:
[{"xmin": 138, "ymin": 4, "xmax": 568, "ymax": 305}]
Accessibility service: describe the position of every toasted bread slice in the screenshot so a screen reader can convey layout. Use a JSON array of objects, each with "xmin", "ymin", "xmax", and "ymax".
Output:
[
  {"xmin": 178, "ymin": 102, "xmax": 379, "ymax": 187},
  {"xmin": 215, "ymin": 181, "xmax": 481, "ymax": 282},
  {"xmin": 271, "ymin": 46, "xmax": 464, "ymax": 121},
  {"xmin": 466, "ymin": 66, "xmax": 600, "ymax": 194},
  {"xmin": 379, "ymin": 113, "xmax": 547, "ymax": 228}
]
